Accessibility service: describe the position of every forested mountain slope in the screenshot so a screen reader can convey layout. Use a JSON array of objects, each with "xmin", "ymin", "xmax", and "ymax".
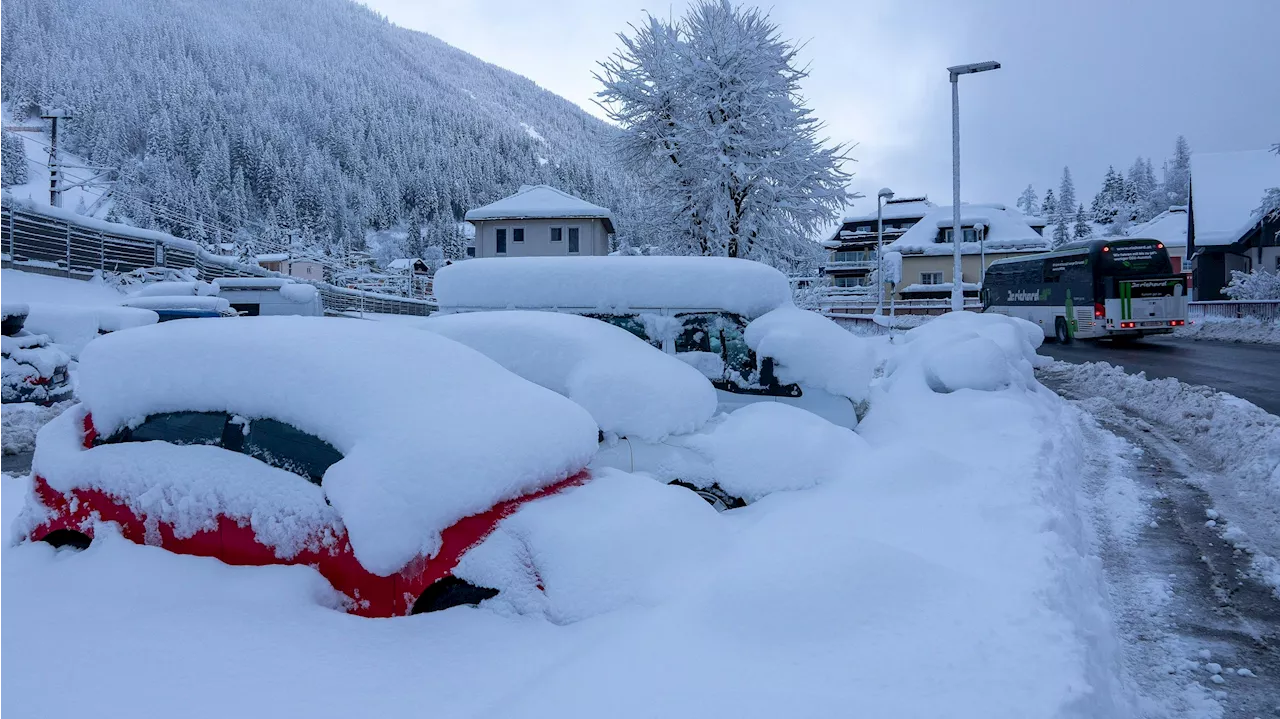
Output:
[{"xmin": 1, "ymin": 0, "xmax": 650, "ymax": 258}]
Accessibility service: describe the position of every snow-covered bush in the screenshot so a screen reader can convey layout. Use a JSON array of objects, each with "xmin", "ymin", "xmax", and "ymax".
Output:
[
  {"xmin": 1223, "ymin": 268, "xmax": 1280, "ymax": 300},
  {"xmin": 880, "ymin": 311, "xmax": 1044, "ymax": 394}
]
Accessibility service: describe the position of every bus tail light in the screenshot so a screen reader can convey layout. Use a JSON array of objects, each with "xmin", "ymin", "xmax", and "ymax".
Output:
[
  {"xmin": 1093, "ymin": 302, "xmax": 1105, "ymax": 318},
  {"xmin": 1169, "ymin": 320, "xmax": 1184, "ymax": 326},
  {"xmin": 1120, "ymin": 322, "xmax": 1136, "ymax": 329}
]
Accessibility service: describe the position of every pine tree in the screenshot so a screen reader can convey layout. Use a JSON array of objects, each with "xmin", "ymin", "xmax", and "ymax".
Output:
[
  {"xmin": 1051, "ymin": 167, "xmax": 1076, "ymax": 248},
  {"xmin": 1163, "ymin": 135, "xmax": 1192, "ymax": 207},
  {"xmin": 1, "ymin": 130, "xmax": 29, "ymax": 187},
  {"xmin": 1016, "ymin": 184, "xmax": 1037, "ymax": 215},
  {"xmin": 1091, "ymin": 166, "xmax": 1124, "ymax": 225},
  {"xmin": 1073, "ymin": 204, "xmax": 1091, "ymax": 240},
  {"xmin": 1041, "ymin": 188, "xmax": 1057, "ymax": 218},
  {"xmin": 596, "ymin": 0, "xmax": 851, "ymax": 269}
]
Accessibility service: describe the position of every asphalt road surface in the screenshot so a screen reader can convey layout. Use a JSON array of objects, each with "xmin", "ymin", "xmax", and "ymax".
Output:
[{"xmin": 1038, "ymin": 336, "xmax": 1280, "ymax": 416}]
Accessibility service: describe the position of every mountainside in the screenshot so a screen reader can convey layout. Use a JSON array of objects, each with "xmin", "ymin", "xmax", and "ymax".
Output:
[{"xmin": 1, "ymin": 0, "xmax": 650, "ymax": 259}]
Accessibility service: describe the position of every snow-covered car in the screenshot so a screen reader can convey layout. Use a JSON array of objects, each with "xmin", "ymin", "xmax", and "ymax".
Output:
[
  {"xmin": 2, "ymin": 304, "xmax": 73, "ymax": 405},
  {"xmin": 432, "ymin": 256, "xmax": 876, "ymax": 428},
  {"xmin": 120, "ymin": 295, "xmax": 239, "ymax": 321},
  {"xmin": 18, "ymin": 317, "xmax": 600, "ymax": 617}
]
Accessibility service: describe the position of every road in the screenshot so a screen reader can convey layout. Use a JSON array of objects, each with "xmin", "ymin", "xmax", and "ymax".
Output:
[{"xmin": 1039, "ymin": 336, "xmax": 1280, "ymax": 416}]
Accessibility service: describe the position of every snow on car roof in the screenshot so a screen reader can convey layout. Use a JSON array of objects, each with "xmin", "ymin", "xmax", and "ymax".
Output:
[
  {"xmin": 120, "ymin": 296, "xmax": 232, "ymax": 312},
  {"xmin": 418, "ymin": 311, "xmax": 717, "ymax": 441},
  {"xmin": 1190, "ymin": 149, "xmax": 1280, "ymax": 246},
  {"xmin": 434, "ymin": 256, "xmax": 794, "ymax": 319},
  {"xmin": 70, "ymin": 317, "xmax": 599, "ymax": 575},
  {"xmin": 213, "ymin": 277, "xmax": 296, "ymax": 289},
  {"xmin": 464, "ymin": 184, "xmax": 615, "ymax": 232},
  {"xmin": 886, "ymin": 204, "xmax": 1049, "ymax": 256}
]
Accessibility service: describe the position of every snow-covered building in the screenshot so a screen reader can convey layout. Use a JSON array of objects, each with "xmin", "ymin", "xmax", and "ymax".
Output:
[
  {"xmin": 822, "ymin": 197, "xmax": 934, "ymax": 290},
  {"xmin": 464, "ymin": 185, "xmax": 615, "ymax": 258},
  {"xmin": 884, "ymin": 204, "xmax": 1050, "ymax": 301},
  {"xmin": 1187, "ymin": 149, "xmax": 1280, "ymax": 300},
  {"xmin": 1123, "ymin": 206, "xmax": 1189, "ymax": 274},
  {"xmin": 254, "ymin": 254, "xmax": 324, "ymax": 282}
]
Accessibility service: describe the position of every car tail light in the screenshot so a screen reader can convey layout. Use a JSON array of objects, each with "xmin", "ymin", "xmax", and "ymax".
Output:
[
  {"xmin": 1094, "ymin": 302, "xmax": 1105, "ymax": 318},
  {"xmin": 82, "ymin": 413, "xmax": 98, "ymax": 449}
]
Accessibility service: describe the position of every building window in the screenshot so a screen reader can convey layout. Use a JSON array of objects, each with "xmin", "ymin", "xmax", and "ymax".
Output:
[
  {"xmin": 568, "ymin": 227, "xmax": 581, "ymax": 254},
  {"xmin": 496, "ymin": 228, "xmax": 507, "ymax": 254},
  {"xmin": 513, "ymin": 228, "xmax": 525, "ymax": 243},
  {"xmin": 920, "ymin": 271, "xmax": 944, "ymax": 285},
  {"xmin": 550, "ymin": 227, "xmax": 563, "ymax": 242},
  {"xmin": 466, "ymin": 246, "xmax": 476, "ymax": 258},
  {"xmin": 938, "ymin": 228, "xmax": 978, "ymax": 244}
]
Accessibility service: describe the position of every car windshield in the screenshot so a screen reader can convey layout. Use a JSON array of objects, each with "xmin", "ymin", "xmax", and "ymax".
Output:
[{"xmin": 101, "ymin": 411, "xmax": 341, "ymax": 485}]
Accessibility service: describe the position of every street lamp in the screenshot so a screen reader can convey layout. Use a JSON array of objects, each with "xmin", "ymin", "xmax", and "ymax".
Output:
[
  {"xmin": 875, "ymin": 187, "xmax": 894, "ymax": 315},
  {"xmin": 947, "ymin": 60, "xmax": 1000, "ymax": 312}
]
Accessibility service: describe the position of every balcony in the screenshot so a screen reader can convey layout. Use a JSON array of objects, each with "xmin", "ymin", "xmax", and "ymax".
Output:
[{"xmin": 825, "ymin": 250, "xmax": 879, "ymax": 271}]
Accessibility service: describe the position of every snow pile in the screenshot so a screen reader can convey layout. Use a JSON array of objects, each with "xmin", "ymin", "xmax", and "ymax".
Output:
[
  {"xmin": 1, "ymin": 270, "xmax": 157, "ymax": 355},
  {"xmin": 57, "ymin": 317, "xmax": 599, "ymax": 575},
  {"xmin": 2, "ymin": 400, "xmax": 72, "ymax": 455},
  {"xmin": 30, "ymin": 405, "xmax": 342, "ymax": 559},
  {"xmin": 679, "ymin": 403, "xmax": 869, "ymax": 502},
  {"xmin": 433, "ymin": 256, "xmax": 792, "ymax": 318},
  {"xmin": 1039, "ymin": 360, "xmax": 1280, "ymax": 592},
  {"xmin": 880, "ymin": 311, "xmax": 1045, "ymax": 394},
  {"xmin": 279, "ymin": 283, "xmax": 319, "ymax": 303},
  {"xmin": 743, "ymin": 306, "xmax": 876, "ymax": 402},
  {"xmin": 417, "ymin": 311, "xmax": 717, "ymax": 441},
  {"xmin": 2, "ymin": 333, "xmax": 69, "ymax": 377},
  {"xmin": 1174, "ymin": 315, "xmax": 1280, "ymax": 345}
]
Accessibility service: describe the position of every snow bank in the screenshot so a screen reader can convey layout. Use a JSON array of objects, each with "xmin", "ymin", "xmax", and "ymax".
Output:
[
  {"xmin": 1, "ymin": 268, "xmax": 126, "ymax": 306},
  {"xmin": 881, "ymin": 311, "xmax": 1045, "ymax": 394},
  {"xmin": 1175, "ymin": 315, "xmax": 1280, "ymax": 345},
  {"xmin": 63, "ymin": 317, "xmax": 599, "ymax": 575},
  {"xmin": 2, "ymin": 400, "xmax": 72, "ymax": 455},
  {"xmin": 418, "ymin": 311, "xmax": 716, "ymax": 441},
  {"xmin": 679, "ymin": 403, "xmax": 869, "ymax": 502},
  {"xmin": 1, "ymin": 270, "xmax": 157, "ymax": 354},
  {"xmin": 433, "ymin": 256, "xmax": 793, "ymax": 318},
  {"xmin": 744, "ymin": 306, "xmax": 876, "ymax": 402}
]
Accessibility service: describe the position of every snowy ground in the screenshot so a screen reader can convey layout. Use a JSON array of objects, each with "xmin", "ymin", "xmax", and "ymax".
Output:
[
  {"xmin": 1175, "ymin": 316, "xmax": 1280, "ymax": 345},
  {"xmin": 0, "ymin": 311, "xmax": 1159, "ymax": 718}
]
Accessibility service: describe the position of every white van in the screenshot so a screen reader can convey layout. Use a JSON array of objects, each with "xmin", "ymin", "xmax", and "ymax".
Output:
[
  {"xmin": 432, "ymin": 256, "xmax": 872, "ymax": 429},
  {"xmin": 213, "ymin": 278, "xmax": 323, "ymax": 317}
]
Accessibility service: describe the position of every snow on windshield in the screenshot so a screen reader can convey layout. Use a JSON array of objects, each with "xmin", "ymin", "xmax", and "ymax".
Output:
[
  {"xmin": 65, "ymin": 317, "xmax": 600, "ymax": 575},
  {"xmin": 418, "ymin": 311, "xmax": 717, "ymax": 441}
]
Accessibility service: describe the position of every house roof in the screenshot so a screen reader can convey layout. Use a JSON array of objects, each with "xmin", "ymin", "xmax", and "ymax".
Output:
[
  {"xmin": 840, "ymin": 196, "xmax": 936, "ymax": 224},
  {"xmin": 1124, "ymin": 206, "xmax": 1188, "ymax": 248},
  {"xmin": 1190, "ymin": 149, "xmax": 1280, "ymax": 247},
  {"xmin": 464, "ymin": 184, "xmax": 615, "ymax": 233},
  {"xmin": 885, "ymin": 204, "xmax": 1049, "ymax": 256},
  {"xmin": 386, "ymin": 258, "xmax": 428, "ymax": 271}
]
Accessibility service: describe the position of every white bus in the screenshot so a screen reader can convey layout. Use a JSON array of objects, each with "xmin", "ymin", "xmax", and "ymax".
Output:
[{"xmin": 982, "ymin": 238, "xmax": 1188, "ymax": 343}]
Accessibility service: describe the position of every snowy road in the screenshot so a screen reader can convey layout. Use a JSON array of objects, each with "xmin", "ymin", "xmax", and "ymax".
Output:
[
  {"xmin": 1040, "ymin": 370, "xmax": 1280, "ymax": 718},
  {"xmin": 1038, "ymin": 337, "xmax": 1280, "ymax": 416}
]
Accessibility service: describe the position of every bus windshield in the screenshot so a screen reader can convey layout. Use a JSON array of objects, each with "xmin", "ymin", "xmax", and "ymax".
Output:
[{"xmin": 1100, "ymin": 241, "xmax": 1172, "ymax": 276}]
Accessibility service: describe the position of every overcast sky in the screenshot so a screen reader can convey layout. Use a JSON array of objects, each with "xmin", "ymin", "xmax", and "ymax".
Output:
[{"xmin": 362, "ymin": 0, "xmax": 1278, "ymax": 218}]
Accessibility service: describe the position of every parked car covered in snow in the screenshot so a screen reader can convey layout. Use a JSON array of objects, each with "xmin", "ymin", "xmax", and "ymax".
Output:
[
  {"xmin": 213, "ymin": 277, "xmax": 323, "ymax": 317},
  {"xmin": 120, "ymin": 295, "xmax": 239, "ymax": 321},
  {"xmin": 17, "ymin": 317, "xmax": 600, "ymax": 617},
  {"xmin": 432, "ymin": 256, "xmax": 876, "ymax": 428},
  {"xmin": 2, "ymin": 304, "xmax": 73, "ymax": 405}
]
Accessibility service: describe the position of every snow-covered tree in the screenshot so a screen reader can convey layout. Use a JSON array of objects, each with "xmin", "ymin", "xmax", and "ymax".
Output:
[
  {"xmin": 1051, "ymin": 167, "xmax": 1075, "ymax": 248},
  {"xmin": 1223, "ymin": 269, "xmax": 1280, "ymax": 300},
  {"xmin": 1073, "ymin": 204, "xmax": 1091, "ymax": 240},
  {"xmin": 596, "ymin": 0, "xmax": 851, "ymax": 270},
  {"xmin": 1162, "ymin": 135, "xmax": 1192, "ymax": 207},
  {"xmin": 1016, "ymin": 184, "xmax": 1037, "ymax": 215},
  {"xmin": 1090, "ymin": 166, "xmax": 1125, "ymax": 225},
  {"xmin": 1041, "ymin": 188, "xmax": 1057, "ymax": 219},
  {"xmin": 1, "ymin": 130, "xmax": 28, "ymax": 187},
  {"xmin": 1127, "ymin": 156, "xmax": 1161, "ymax": 222}
]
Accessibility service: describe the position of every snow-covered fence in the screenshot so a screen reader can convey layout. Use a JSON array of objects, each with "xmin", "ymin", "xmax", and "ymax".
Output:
[
  {"xmin": 1, "ymin": 197, "xmax": 434, "ymax": 316},
  {"xmin": 1188, "ymin": 300, "xmax": 1280, "ymax": 323},
  {"xmin": 820, "ymin": 297, "xmax": 981, "ymax": 316}
]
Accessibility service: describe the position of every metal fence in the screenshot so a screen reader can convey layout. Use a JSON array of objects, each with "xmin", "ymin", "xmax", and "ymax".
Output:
[
  {"xmin": 1188, "ymin": 300, "xmax": 1280, "ymax": 323},
  {"xmin": 1, "ymin": 198, "xmax": 435, "ymax": 316}
]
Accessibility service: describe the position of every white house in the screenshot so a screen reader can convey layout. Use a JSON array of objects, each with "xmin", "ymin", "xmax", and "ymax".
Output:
[
  {"xmin": 464, "ymin": 185, "xmax": 615, "ymax": 258},
  {"xmin": 255, "ymin": 254, "xmax": 324, "ymax": 282}
]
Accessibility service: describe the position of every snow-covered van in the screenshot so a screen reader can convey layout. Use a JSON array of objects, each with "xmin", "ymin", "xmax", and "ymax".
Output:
[
  {"xmin": 432, "ymin": 257, "xmax": 875, "ymax": 429},
  {"xmin": 213, "ymin": 278, "xmax": 323, "ymax": 317}
]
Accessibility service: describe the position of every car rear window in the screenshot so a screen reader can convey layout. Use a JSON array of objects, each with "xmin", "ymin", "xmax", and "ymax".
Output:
[{"xmin": 100, "ymin": 411, "xmax": 340, "ymax": 485}]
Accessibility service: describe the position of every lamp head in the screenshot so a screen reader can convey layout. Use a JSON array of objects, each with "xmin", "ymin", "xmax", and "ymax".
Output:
[
  {"xmin": 947, "ymin": 61, "xmax": 1001, "ymax": 79},
  {"xmin": 877, "ymin": 188, "xmax": 895, "ymax": 200}
]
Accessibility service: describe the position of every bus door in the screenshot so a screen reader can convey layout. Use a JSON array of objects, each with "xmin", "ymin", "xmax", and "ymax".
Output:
[{"xmin": 1111, "ymin": 278, "xmax": 1187, "ymax": 329}]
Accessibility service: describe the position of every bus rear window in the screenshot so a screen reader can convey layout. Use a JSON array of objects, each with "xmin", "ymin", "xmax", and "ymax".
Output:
[{"xmin": 1102, "ymin": 242, "xmax": 1172, "ymax": 275}]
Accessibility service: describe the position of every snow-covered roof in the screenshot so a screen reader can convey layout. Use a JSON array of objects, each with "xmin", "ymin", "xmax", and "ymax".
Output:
[
  {"xmin": 841, "ymin": 197, "xmax": 936, "ymax": 224},
  {"xmin": 255, "ymin": 253, "xmax": 290, "ymax": 263},
  {"xmin": 464, "ymin": 185, "xmax": 616, "ymax": 233},
  {"xmin": 65, "ymin": 317, "xmax": 599, "ymax": 576},
  {"xmin": 1124, "ymin": 206, "xmax": 1188, "ymax": 248},
  {"xmin": 1191, "ymin": 149, "xmax": 1280, "ymax": 246},
  {"xmin": 886, "ymin": 204, "xmax": 1050, "ymax": 256},
  {"xmin": 386, "ymin": 258, "xmax": 427, "ymax": 271},
  {"xmin": 434, "ymin": 257, "xmax": 793, "ymax": 319},
  {"xmin": 418, "ymin": 311, "xmax": 718, "ymax": 441}
]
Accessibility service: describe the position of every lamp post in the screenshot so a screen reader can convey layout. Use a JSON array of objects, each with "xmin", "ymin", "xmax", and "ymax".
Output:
[
  {"xmin": 875, "ymin": 187, "xmax": 894, "ymax": 315},
  {"xmin": 975, "ymin": 222, "xmax": 986, "ymax": 290},
  {"xmin": 947, "ymin": 60, "xmax": 1000, "ymax": 312}
]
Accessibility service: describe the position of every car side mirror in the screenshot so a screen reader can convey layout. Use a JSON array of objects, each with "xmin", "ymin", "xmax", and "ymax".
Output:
[{"xmin": 759, "ymin": 356, "xmax": 778, "ymax": 387}]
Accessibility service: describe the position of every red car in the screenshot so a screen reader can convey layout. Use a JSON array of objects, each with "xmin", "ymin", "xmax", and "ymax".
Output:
[{"xmin": 19, "ymin": 317, "xmax": 601, "ymax": 617}]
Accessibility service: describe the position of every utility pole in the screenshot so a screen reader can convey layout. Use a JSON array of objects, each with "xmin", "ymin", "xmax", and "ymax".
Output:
[{"xmin": 40, "ymin": 109, "xmax": 71, "ymax": 208}]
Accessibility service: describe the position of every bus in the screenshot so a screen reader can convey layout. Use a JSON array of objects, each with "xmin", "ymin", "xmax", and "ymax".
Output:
[{"xmin": 981, "ymin": 237, "xmax": 1188, "ymax": 343}]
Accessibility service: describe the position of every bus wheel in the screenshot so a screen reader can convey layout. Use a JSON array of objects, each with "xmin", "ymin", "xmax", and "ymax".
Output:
[{"xmin": 1054, "ymin": 317, "xmax": 1072, "ymax": 344}]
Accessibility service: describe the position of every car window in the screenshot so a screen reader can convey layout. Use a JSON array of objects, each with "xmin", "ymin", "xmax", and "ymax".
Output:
[
  {"xmin": 243, "ymin": 418, "xmax": 342, "ymax": 485},
  {"xmin": 583, "ymin": 313, "xmax": 660, "ymax": 347},
  {"xmin": 674, "ymin": 313, "xmax": 752, "ymax": 378},
  {"xmin": 111, "ymin": 411, "xmax": 231, "ymax": 446}
]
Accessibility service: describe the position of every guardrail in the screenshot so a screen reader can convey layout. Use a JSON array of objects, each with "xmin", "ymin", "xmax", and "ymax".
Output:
[
  {"xmin": 1188, "ymin": 300, "xmax": 1280, "ymax": 323},
  {"xmin": 1, "ymin": 196, "xmax": 435, "ymax": 316}
]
